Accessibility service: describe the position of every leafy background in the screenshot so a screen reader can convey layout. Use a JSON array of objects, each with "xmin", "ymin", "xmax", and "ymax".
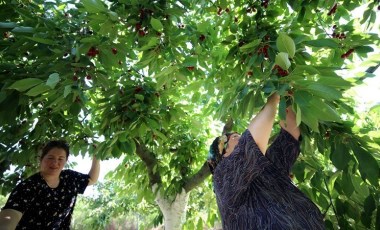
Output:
[{"xmin": 0, "ymin": 0, "xmax": 379, "ymax": 229}]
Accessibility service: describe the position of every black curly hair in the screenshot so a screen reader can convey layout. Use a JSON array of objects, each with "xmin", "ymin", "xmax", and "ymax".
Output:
[{"xmin": 207, "ymin": 132, "xmax": 238, "ymax": 174}]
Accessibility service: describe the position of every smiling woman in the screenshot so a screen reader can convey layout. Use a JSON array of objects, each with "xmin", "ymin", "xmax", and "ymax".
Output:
[{"xmin": 0, "ymin": 140, "xmax": 100, "ymax": 230}]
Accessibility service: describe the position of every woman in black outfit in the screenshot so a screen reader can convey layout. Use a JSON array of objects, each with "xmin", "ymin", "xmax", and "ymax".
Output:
[{"xmin": 208, "ymin": 93, "xmax": 325, "ymax": 229}]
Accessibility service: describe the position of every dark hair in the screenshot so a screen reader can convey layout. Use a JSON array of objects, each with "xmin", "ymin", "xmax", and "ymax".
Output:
[
  {"xmin": 41, "ymin": 140, "xmax": 70, "ymax": 160},
  {"xmin": 207, "ymin": 132, "xmax": 238, "ymax": 174}
]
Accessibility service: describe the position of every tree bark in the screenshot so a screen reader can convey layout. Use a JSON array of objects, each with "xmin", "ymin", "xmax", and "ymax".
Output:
[
  {"xmin": 153, "ymin": 185, "xmax": 189, "ymax": 230},
  {"xmin": 135, "ymin": 118, "xmax": 234, "ymax": 229}
]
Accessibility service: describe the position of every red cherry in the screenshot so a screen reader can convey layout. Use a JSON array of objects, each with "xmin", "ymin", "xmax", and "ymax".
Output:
[
  {"xmin": 217, "ymin": 7, "xmax": 222, "ymax": 15},
  {"xmin": 247, "ymin": 71, "xmax": 253, "ymax": 76},
  {"xmin": 86, "ymin": 75, "xmax": 92, "ymax": 80},
  {"xmin": 112, "ymin": 48, "xmax": 117, "ymax": 54},
  {"xmin": 199, "ymin": 34, "xmax": 206, "ymax": 41},
  {"xmin": 135, "ymin": 23, "xmax": 142, "ymax": 31},
  {"xmin": 73, "ymin": 75, "xmax": 78, "ymax": 81},
  {"xmin": 138, "ymin": 30, "xmax": 145, "ymax": 36},
  {"xmin": 87, "ymin": 47, "xmax": 99, "ymax": 57},
  {"xmin": 134, "ymin": 86, "xmax": 143, "ymax": 93},
  {"xmin": 187, "ymin": 66, "xmax": 195, "ymax": 71}
]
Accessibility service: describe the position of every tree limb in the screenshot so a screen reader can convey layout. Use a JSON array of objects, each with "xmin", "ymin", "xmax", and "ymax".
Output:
[
  {"xmin": 135, "ymin": 140, "xmax": 162, "ymax": 186},
  {"xmin": 222, "ymin": 117, "xmax": 234, "ymax": 134},
  {"xmin": 183, "ymin": 162, "xmax": 211, "ymax": 192},
  {"xmin": 183, "ymin": 118, "xmax": 234, "ymax": 192}
]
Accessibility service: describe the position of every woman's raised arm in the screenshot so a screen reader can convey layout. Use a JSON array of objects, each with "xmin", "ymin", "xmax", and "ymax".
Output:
[{"xmin": 248, "ymin": 93, "xmax": 280, "ymax": 155}]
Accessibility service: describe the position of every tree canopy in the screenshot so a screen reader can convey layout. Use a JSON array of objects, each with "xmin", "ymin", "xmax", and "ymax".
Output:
[{"xmin": 0, "ymin": 0, "xmax": 379, "ymax": 229}]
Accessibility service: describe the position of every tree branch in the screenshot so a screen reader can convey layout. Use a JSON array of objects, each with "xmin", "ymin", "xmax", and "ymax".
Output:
[
  {"xmin": 222, "ymin": 117, "xmax": 234, "ymax": 134},
  {"xmin": 135, "ymin": 140, "xmax": 162, "ymax": 186},
  {"xmin": 183, "ymin": 162, "xmax": 211, "ymax": 192},
  {"xmin": 183, "ymin": 118, "xmax": 234, "ymax": 192}
]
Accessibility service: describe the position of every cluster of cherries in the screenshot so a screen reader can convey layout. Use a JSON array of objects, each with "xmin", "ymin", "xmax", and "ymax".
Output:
[
  {"xmin": 331, "ymin": 25, "xmax": 346, "ymax": 40},
  {"xmin": 87, "ymin": 47, "xmax": 99, "ymax": 57},
  {"xmin": 217, "ymin": 7, "xmax": 230, "ymax": 15},
  {"xmin": 257, "ymin": 45, "xmax": 270, "ymax": 58},
  {"xmin": 261, "ymin": 0, "xmax": 270, "ymax": 8},
  {"xmin": 135, "ymin": 23, "xmax": 148, "ymax": 37},
  {"xmin": 273, "ymin": 65, "xmax": 289, "ymax": 77}
]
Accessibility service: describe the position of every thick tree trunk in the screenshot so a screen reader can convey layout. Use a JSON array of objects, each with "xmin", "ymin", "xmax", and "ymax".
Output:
[{"xmin": 154, "ymin": 185, "xmax": 189, "ymax": 230}]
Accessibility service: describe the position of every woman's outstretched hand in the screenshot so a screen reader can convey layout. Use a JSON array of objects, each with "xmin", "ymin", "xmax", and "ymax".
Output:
[{"xmin": 280, "ymin": 106, "xmax": 301, "ymax": 140}]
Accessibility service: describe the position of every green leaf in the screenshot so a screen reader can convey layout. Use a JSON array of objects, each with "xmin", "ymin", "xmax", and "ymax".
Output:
[
  {"xmin": 135, "ymin": 94, "xmax": 144, "ymax": 101},
  {"xmin": 8, "ymin": 78, "xmax": 44, "ymax": 92},
  {"xmin": 300, "ymin": 108, "xmax": 319, "ymax": 132},
  {"xmin": 81, "ymin": 0, "xmax": 107, "ymax": 13},
  {"xmin": 124, "ymin": 139, "xmax": 136, "ymax": 154},
  {"xmin": 135, "ymin": 51, "xmax": 156, "ymax": 69},
  {"xmin": 11, "ymin": 26, "xmax": 34, "ymax": 33},
  {"xmin": 355, "ymin": 46, "xmax": 374, "ymax": 54},
  {"xmin": 317, "ymin": 76, "xmax": 352, "ymax": 89},
  {"xmin": 150, "ymin": 17, "xmax": 163, "ymax": 32},
  {"xmin": 363, "ymin": 194, "xmax": 376, "ymax": 215},
  {"xmin": 279, "ymin": 97, "xmax": 286, "ymax": 121},
  {"xmin": 352, "ymin": 175, "xmax": 370, "ymax": 197},
  {"xmin": 304, "ymin": 39, "xmax": 339, "ymax": 48},
  {"xmin": 80, "ymin": 37, "xmax": 98, "ymax": 43},
  {"xmin": 275, "ymin": 52, "xmax": 291, "ymax": 70},
  {"xmin": 70, "ymin": 103, "xmax": 81, "ymax": 116},
  {"xmin": 110, "ymin": 115, "xmax": 120, "ymax": 123},
  {"xmin": 330, "ymin": 142, "xmax": 351, "ymax": 170},
  {"xmin": 294, "ymin": 90, "xmax": 313, "ymax": 107},
  {"xmin": 108, "ymin": 11, "xmax": 118, "ymax": 21},
  {"xmin": 239, "ymin": 39, "xmax": 261, "ymax": 52},
  {"xmin": 24, "ymin": 36, "xmax": 56, "ymax": 45},
  {"xmin": 306, "ymin": 83, "xmax": 342, "ymax": 101},
  {"xmin": 196, "ymin": 218, "xmax": 203, "ymax": 230},
  {"xmin": 335, "ymin": 198, "xmax": 346, "ymax": 215},
  {"xmin": 64, "ymin": 85, "xmax": 72, "ymax": 98},
  {"xmin": 0, "ymin": 22, "xmax": 17, "ymax": 28},
  {"xmin": 295, "ymin": 104, "xmax": 301, "ymax": 126},
  {"xmin": 276, "ymin": 33, "xmax": 296, "ymax": 58},
  {"xmin": 341, "ymin": 170, "xmax": 354, "ymax": 197},
  {"xmin": 46, "ymin": 73, "xmax": 60, "ymax": 89},
  {"xmin": 328, "ymin": 171, "xmax": 340, "ymax": 196},
  {"xmin": 230, "ymin": 23, "xmax": 238, "ymax": 33},
  {"xmin": 137, "ymin": 37, "xmax": 159, "ymax": 51},
  {"xmin": 308, "ymin": 98, "xmax": 341, "ymax": 122},
  {"xmin": 376, "ymin": 206, "xmax": 380, "ymax": 230},
  {"xmin": 25, "ymin": 84, "xmax": 51, "ymax": 96},
  {"xmin": 292, "ymin": 65, "xmax": 320, "ymax": 75},
  {"xmin": 351, "ymin": 144, "xmax": 379, "ymax": 186},
  {"xmin": 153, "ymin": 130, "xmax": 167, "ymax": 141}
]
